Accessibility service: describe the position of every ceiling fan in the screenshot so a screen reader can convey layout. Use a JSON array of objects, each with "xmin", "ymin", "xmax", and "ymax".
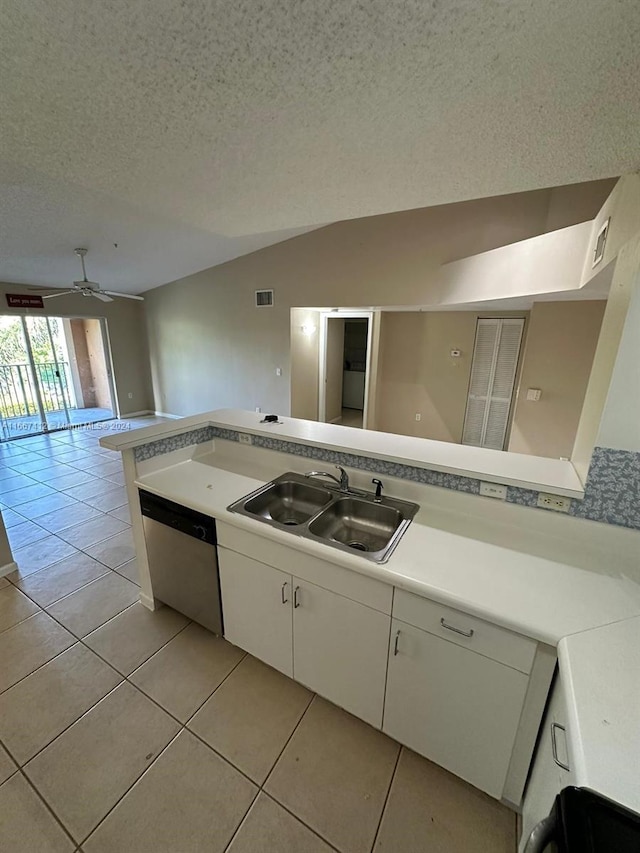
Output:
[{"xmin": 32, "ymin": 248, "xmax": 144, "ymax": 302}]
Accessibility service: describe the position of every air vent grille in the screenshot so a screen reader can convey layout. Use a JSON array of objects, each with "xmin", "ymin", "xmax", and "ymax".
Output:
[{"xmin": 255, "ymin": 289, "xmax": 274, "ymax": 307}]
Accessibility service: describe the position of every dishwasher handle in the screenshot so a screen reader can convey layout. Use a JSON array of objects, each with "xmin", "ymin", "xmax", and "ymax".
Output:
[{"xmin": 524, "ymin": 811, "xmax": 558, "ymax": 853}]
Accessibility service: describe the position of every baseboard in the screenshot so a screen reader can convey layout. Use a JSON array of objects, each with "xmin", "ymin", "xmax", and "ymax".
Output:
[
  {"xmin": 328, "ymin": 416, "xmax": 342, "ymax": 424},
  {"xmin": 153, "ymin": 411, "xmax": 182, "ymax": 420},
  {"xmin": 139, "ymin": 591, "xmax": 159, "ymax": 611},
  {"xmin": 119, "ymin": 410, "xmax": 154, "ymax": 419},
  {"xmin": 0, "ymin": 561, "xmax": 18, "ymax": 579}
]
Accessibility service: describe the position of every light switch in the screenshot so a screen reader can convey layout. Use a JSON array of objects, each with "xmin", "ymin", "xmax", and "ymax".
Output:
[{"xmin": 526, "ymin": 388, "xmax": 542, "ymax": 401}]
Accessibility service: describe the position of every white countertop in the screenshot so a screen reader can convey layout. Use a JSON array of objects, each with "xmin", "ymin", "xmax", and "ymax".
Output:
[
  {"xmin": 135, "ymin": 457, "xmax": 640, "ymax": 647},
  {"xmin": 559, "ymin": 617, "xmax": 640, "ymax": 814},
  {"xmin": 102, "ymin": 408, "xmax": 585, "ymax": 498}
]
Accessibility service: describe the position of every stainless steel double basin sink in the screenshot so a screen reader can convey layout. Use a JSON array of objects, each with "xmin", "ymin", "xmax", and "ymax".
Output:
[{"xmin": 227, "ymin": 472, "xmax": 419, "ymax": 563}]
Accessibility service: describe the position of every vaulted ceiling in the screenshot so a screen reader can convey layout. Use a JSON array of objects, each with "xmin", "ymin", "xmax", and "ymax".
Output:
[{"xmin": 2, "ymin": 0, "xmax": 639, "ymax": 292}]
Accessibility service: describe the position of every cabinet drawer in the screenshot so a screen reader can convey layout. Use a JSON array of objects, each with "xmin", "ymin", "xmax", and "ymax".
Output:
[{"xmin": 393, "ymin": 589, "xmax": 536, "ymax": 674}]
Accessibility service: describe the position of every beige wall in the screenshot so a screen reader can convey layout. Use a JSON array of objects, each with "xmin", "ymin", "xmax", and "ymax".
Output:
[
  {"xmin": 375, "ymin": 311, "xmax": 529, "ymax": 443},
  {"xmin": 290, "ymin": 308, "xmax": 320, "ymax": 420},
  {"xmin": 509, "ymin": 301, "xmax": 606, "ymax": 459},
  {"xmin": 376, "ymin": 312, "xmax": 477, "ymax": 441},
  {"xmin": 144, "ymin": 180, "xmax": 614, "ymax": 417},
  {"xmin": 0, "ymin": 283, "xmax": 154, "ymax": 416}
]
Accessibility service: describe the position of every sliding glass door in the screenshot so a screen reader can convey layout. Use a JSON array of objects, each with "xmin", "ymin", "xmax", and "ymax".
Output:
[{"xmin": 0, "ymin": 315, "xmax": 115, "ymax": 440}]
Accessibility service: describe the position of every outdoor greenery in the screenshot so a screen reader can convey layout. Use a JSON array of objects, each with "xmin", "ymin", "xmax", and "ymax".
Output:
[
  {"xmin": 0, "ymin": 316, "xmax": 64, "ymax": 365},
  {"xmin": 0, "ymin": 317, "xmax": 71, "ymax": 419}
]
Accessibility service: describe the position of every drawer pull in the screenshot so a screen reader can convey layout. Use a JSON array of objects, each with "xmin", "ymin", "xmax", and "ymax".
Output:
[
  {"xmin": 440, "ymin": 617, "xmax": 474, "ymax": 638},
  {"xmin": 393, "ymin": 629, "xmax": 401, "ymax": 656},
  {"xmin": 293, "ymin": 586, "xmax": 300, "ymax": 608},
  {"xmin": 551, "ymin": 722, "xmax": 570, "ymax": 771},
  {"xmin": 281, "ymin": 582, "xmax": 289, "ymax": 605}
]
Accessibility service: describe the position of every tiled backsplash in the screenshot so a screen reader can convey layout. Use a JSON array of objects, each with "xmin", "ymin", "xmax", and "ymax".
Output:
[{"xmin": 133, "ymin": 427, "xmax": 640, "ymax": 531}]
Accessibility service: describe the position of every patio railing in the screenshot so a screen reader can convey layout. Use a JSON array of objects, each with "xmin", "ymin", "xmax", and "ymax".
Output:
[{"xmin": 0, "ymin": 361, "xmax": 74, "ymax": 419}]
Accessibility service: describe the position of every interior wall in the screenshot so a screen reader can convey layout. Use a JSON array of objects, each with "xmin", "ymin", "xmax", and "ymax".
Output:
[
  {"xmin": 597, "ymin": 267, "xmax": 640, "ymax": 453},
  {"xmin": 375, "ymin": 311, "xmax": 529, "ymax": 443},
  {"xmin": 290, "ymin": 308, "xmax": 320, "ymax": 420},
  {"xmin": 144, "ymin": 181, "xmax": 615, "ymax": 417},
  {"xmin": 508, "ymin": 301, "xmax": 606, "ymax": 459},
  {"xmin": 0, "ymin": 283, "xmax": 154, "ymax": 417},
  {"xmin": 376, "ymin": 312, "xmax": 475, "ymax": 441}
]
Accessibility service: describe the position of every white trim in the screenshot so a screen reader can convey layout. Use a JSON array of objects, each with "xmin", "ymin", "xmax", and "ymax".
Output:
[
  {"xmin": 0, "ymin": 561, "xmax": 18, "ymax": 579},
  {"xmin": 153, "ymin": 411, "xmax": 182, "ymax": 420},
  {"xmin": 138, "ymin": 591, "xmax": 159, "ymax": 611},
  {"xmin": 318, "ymin": 311, "xmax": 376, "ymax": 428}
]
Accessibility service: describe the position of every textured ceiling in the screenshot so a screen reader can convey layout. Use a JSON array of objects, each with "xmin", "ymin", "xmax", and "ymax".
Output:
[{"xmin": 1, "ymin": 0, "xmax": 639, "ymax": 290}]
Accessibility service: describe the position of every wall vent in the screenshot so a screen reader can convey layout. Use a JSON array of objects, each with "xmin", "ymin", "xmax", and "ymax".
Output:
[{"xmin": 255, "ymin": 289, "xmax": 274, "ymax": 307}]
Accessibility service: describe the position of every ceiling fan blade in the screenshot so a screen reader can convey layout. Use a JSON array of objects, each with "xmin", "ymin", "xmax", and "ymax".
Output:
[
  {"xmin": 103, "ymin": 291, "xmax": 145, "ymax": 301},
  {"xmin": 92, "ymin": 292, "xmax": 114, "ymax": 303},
  {"xmin": 42, "ymin": 290, "xmax": 77, "ymax": 299}
]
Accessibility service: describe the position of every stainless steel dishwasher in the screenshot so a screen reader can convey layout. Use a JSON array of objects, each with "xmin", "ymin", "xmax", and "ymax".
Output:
[{"xmin": 139, "ymin": 490, "xmax": 223, "ymax": 634}]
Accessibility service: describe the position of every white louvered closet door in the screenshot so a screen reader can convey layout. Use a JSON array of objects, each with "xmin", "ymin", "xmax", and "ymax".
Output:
[{"xmin": 462, "ymin": 319, "xmax": 524, "ymax": 450}]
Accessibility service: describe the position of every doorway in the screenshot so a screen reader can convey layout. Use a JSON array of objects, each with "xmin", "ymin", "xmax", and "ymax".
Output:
[
  {"xmin": 0, "ymin": 314, "xmax": 116, "ymax": 440},
  {"xmin": 319, "ymin": 313, "xmax": 373, "ymax": 429}
]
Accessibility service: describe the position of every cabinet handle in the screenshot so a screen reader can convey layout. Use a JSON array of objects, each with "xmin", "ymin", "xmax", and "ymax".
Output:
[
  {"xmin": 550, "ymin": 722, "xmax": 570, "ymax": 771},
  {"xmin": 440, "ymin": 617, "xmax": 474, "ymax": 638},
  {"xmin": 281, "ymin": 582, "xmax": 289, "ymax": 605},
  {"xmin": 293, "ymin": 586, "xmax": 300, "ymax": 608},
  {"xmin": 393, "ymin": 629, "xmax": 401, "ymax": 655}
]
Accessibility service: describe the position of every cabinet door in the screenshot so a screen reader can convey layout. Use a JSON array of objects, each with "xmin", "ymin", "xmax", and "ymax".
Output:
[
  {"xmin": 383, "ymin": 619, "xmax": 529, "ymax": 798},
  {"xmin": 218, "ymin": 547, "xmax": 293, "ymax": 677},
  {"xmin": 293, "ymin": 580, "xmax": 390, "ymax": 728}
]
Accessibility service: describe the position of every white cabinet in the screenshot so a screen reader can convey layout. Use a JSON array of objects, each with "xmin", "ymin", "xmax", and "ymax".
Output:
[
  {"xmin": 218, "ymin": 548, "xmax": 293, "ymax": 677},
  {"xmin": 218, "ymin": 528, "xmax": 553, "ymax": 806},
  {"xmin": 383, "ymin": 618, "xmax": 529, "ymax": 798},
  {"xmin": 293, "ymin": 581, "xmax": 390, "ymax": 727},
  {"xmin": 218, "ymin": 546, "xmax": 390, "ymax": 726},
  {"xmin": 519, "ymin": 674, "xmax": 573, "ymax": 851}
]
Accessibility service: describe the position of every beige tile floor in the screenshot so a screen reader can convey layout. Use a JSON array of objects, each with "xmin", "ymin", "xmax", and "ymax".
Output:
[{"xmin": 0, "ymin": 419, "xmax": 518, "ymax": 852}]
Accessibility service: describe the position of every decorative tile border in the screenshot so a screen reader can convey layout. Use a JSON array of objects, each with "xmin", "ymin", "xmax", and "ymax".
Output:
[
  {"xmin": 570, "ymin": 447, "xmax": 640, "ymax": 529},
  {"xmin": 133, "ymin": 427, "xmax": 640, "ymax": 531},
  {"xmin": 133, "ymin": 426, "xmax": 216, "ymax": 462}
]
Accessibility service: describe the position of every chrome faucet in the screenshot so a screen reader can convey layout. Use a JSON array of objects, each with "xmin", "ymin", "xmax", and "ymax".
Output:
[{"xmin": 305, "ymin": 465, "xmax": 350, "ymax": 493}]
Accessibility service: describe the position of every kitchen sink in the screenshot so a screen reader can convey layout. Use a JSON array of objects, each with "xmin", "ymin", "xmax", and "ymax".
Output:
[
  {"xmin": 243, "ymin": 480, "xmax": 332, "ymax": 526},
  {"xmin": 307, "ymin": 497, "xmax": 403, "ymax": 554},
  {"xmin": 228, "ymin": 472, "xmax": 419, "ymax": 563}
]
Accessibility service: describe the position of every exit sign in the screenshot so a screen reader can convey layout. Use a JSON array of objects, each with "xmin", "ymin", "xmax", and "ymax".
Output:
[{"xmin": 6, "ymin": 294, "xmax": 44, "ymax": 309}]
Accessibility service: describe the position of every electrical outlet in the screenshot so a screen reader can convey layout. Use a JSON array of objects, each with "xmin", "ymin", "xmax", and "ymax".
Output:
[
  {"xmin": 238, "ymin": 433, "xmax": 252, "ymax": 446},
  {"xmin": 479, "ymin": 482, "xmax": 507, "ymax": 500},
  {"xmin": 255, "ymin": 406, "xmax": 261, "ymax": 413},
  {"xmin": 275, "ymin": 367, "xmax": 282, "ymax": 376},
  {"xmin": 537, "ymin": 492, "xmax": 571, "ymax": 513},
  {"xmin": 415, "ymin": 413, "xmax": 421, "ymax": 422},
  {"xmin": 127, "ymin": 392, "xmax": 133, "ymax": 399}
]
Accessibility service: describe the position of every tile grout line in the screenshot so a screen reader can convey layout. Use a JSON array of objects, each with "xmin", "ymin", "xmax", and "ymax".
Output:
[
  {"xmin": 2, "ymin": 427, "xmax": 405, "ymax": 852},
  {"xmin": 260, "ymin": 691, "xmax": 317, "ymax": 792},
  {"xmin": 3, "ymin": 599, "xmax": 394, "ymax": 853},
  {"xmin": 369, "ymin": 744, "xmax": 403, "ymax": 853}
]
